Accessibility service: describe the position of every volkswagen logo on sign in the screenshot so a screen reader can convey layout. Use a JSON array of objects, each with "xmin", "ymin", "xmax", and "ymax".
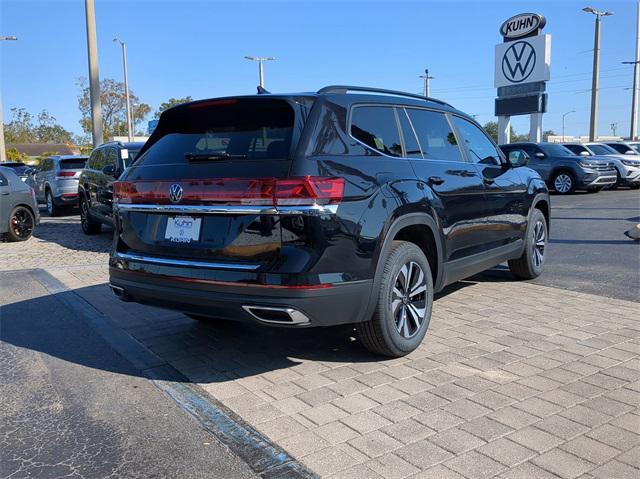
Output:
[
  {"xmin": 502, "ymin": 41, "xmax": 536, "ymax": 83},
  {"xmin": 169, "ymin": 184, "xmax": 183, "ymax": 204}
]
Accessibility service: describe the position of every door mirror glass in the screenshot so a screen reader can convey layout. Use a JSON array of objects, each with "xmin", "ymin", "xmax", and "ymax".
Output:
[
  {"xmin": 102, "ymin": 164, "xmax": 117, "ymax": 177},
  {"xmin": 508, "ymin": 150, "xmax": 529, "ymax": 167},
  {"xmin": 535, "ymin": 152, "xmax": 546, "ymax": 158},
  {"xmin": 579, "ymin": 151, "xmax": 590, "ymax": 156}
]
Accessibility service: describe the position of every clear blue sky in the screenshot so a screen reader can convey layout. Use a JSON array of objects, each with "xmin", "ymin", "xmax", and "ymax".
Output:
[{"xmin": 1, "ymin": 0, "xmax": 638, "ymax": 139}]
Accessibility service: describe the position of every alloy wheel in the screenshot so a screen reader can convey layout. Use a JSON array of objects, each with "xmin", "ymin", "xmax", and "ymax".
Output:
[
  {"xmin": 391, "ymin": 261, "xmax": 427, "ymax": 339},
  {"xmin": 10, "ymin": 208, "xmax": 34, "ymax": 239},
  {"xmin": 554, "ymin": 174, "xmax": 572, "ymax": 193},
  {"xmin": 532, "ymin": 220, "xmax": 546, "ymax": 268},
  {"xmin": 46, "ymin": 192, "xmax": 53, "ymax": 215}
]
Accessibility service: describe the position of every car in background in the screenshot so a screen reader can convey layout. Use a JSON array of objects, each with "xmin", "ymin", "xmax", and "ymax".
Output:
[
  {"xmin": 30, "ymin": 155, "xmax": 88, "ymax": 216},
  {"xmin": 0, "ymin": 161, "xmax": 34, "ymax": 182},
  {"xmin": 499, "ymin": 142, "xmax": 616, "ymax": 194},
  {"xmin": 0, "ymin": 166, "xmax": 39, "ymax": 242},
  {"xmin": 602, "ymin": 141, "xmax": 640, "ymax": 156},
  {"xmin": 627, "ymin": 141, "xmax": 640, "ymax": 154},
  {"xmin": 78, "ymin": 141, "xmax": 144, "ymax": 234},
  {"xmin": 562, "ymin": 143, "xmax": 640, "ymax": 189}
]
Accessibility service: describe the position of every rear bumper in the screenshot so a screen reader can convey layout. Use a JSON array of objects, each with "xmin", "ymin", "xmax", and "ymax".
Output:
[{"xmin": 108, "ymin": 267, "xmax": 372, "ymax": 327}]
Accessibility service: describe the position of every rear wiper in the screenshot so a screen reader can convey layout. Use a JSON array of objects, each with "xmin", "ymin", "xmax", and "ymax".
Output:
[{"xmin": 184, "ymin": 152, "xmax": 247, "ymax": 161}]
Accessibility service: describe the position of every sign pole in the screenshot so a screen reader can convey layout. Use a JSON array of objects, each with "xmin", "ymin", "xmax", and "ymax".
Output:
[
  {"xmin": 530, "ymin": 113, "xmax": 543, "ymax": 142},
  {"xmin": 498, "ymin": 116, "xmax": 511, "ymax": 144}
]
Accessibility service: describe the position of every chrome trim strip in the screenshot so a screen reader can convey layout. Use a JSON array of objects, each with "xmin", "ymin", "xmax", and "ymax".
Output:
[
  {"xmin": 242, "ymin": 305, "xmax": 311, "ymax": 325},
  {"xmin": 115, "ymin": 203, "xmax": 338, "ymax": 216},
  {"xmin": 112, "ymin": 252, "xmax": 260, "ymax": 271},
  {"xmin": 587, "ymin": 175, "xmax": 617, "ymax": 186}
]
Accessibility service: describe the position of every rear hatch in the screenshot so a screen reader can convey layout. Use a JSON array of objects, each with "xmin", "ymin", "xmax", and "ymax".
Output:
[
  {"xmin": 57, "ymin": 157, "xmax": 87, "ymax": 186},
  {"xmin": 113, "ymin": 96, "xmax": 317, "ymax": 268}
]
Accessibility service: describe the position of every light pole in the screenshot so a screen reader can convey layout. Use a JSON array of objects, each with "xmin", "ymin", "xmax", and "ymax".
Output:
[
  {"xmin": 113, "ymin": 37, "xmax": 133, "ymax": 142},
  {"xmin": 624, "ymin": 60, "xmax": 640, "ymax": 141},
  {"xmin": 85, "ymin": 0, "xmax": 103, "ymax": 147},
  {"xmin": 0, "ymin": 35, "xmax": 18, "ymax": 163},
  {"xmin": 583, "ymin": 6, "xmax": 614, "ymax": 142},
  {"xmin": 562, "ymin": 110, "xmax": 576, "ymax": 141},
  {"xmin": 419, "ymin": 69, "xmax": 434, "ymax": 97},
  {"xmin": 244, "ymin": 56, "xmax": 276, "ymax": 88},
  {"xmin": 611, "ymin": 122, "xmax": 618, "ymax": 136}
]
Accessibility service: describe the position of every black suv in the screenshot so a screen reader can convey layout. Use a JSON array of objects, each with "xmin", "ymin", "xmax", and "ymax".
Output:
[
  {"xmin": 499, "ymin": 142, "xmax": 616, "ymax": 194},
  {"xmin": 109, "ymin": 86, "xmax": 550, "ymax": 357},
  {"xmin": 79, "ymin": 141, "xmax": 144, "ymax": 234}
]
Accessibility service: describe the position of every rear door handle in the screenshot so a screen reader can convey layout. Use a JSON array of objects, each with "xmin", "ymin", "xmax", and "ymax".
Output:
[{"xmin": 428, "ymin": 176, "xmax": 445, "ymax": 185}]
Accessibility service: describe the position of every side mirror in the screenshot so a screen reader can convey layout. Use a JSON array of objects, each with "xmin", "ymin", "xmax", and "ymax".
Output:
[
  {"xmin": 625, "ymin": 150, "xmax": 637, "ymax": 155},
  {"xmin": 535, "ymin": 152, "xmax": 546, "ymax": 159},
  {"xmin": 508, "ymin": 149, "xmax": 529, "ymax": 167},
  {"xmin": 102, "ymin": 164, "xmax": 117, "ymax": 177},
  {"xmin": 579, "ymin": 151, "xmax": 590, "ymax": 157}
]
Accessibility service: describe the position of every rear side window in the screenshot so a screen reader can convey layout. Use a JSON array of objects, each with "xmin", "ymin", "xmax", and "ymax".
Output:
[
  {"xmin": 406, "ymin": 109, "xmax": 463, "ymax": 162},
  {"xmin": 397, "ymin": 109, "xmax": 422, "ymax": 158},
  {"xmin": 350, "ymin": 106, "xmax": 402, "ymax": 157},
  {"xmin": 136, "ymin": 99, "xmax": 295, "ymax": 166},
  {"xmin": 60, "ymin": 158, "xmax": 87, "ymax": 170},
  {"xmin": 88, "ymin": 149, "xmax": 105, "ymax": 170}
]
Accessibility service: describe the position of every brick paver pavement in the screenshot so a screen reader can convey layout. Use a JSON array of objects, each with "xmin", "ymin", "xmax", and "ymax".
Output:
[{"xmin": 4, "ymin": 215, "xmax": 639, "ymax": 478}]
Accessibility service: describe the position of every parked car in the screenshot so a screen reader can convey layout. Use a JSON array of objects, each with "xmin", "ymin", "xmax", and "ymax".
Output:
[
  {"xmin": 627, "ymin": 141, "xmax": 640, "ymax": 154},
  {"xmin": 602, "ymin": 141, "xmax": 640, "ymax": 156},
  {"xmin": 0, "ymin": 166, "xmax": 40, "ymax": 242},
  {"xmin": 30, "ymin": 155, "xmax": 88, "ymax": 216},
  {"xmin": 499, "ymin": 142, "xmax": 616, "ymax": 194},
  {"xmin": 562, "ymin": 143, "xmax": 640, "ymax": 189},
  {"xmin": 106, "ymin": 86, "xmax": 550, "ymax": 357},
  {"xmin": 0, "ymin": 161, "xmax": 33, "ymax": 182},
  {"xmin": 78, "ymin": 141, "xmax": 144, "ymax": 234}
]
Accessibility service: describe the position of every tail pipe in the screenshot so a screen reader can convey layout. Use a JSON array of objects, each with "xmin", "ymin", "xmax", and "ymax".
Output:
[{"xmin": 242, "ymin": 305, "xmax": 311, "ymax": 325}]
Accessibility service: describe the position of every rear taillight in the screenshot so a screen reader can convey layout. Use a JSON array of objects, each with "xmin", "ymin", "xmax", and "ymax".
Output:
[
  {"xmin": 57, "ymin": 171, "xmax": 76, "ymax": 177},
  {"xmin": 114, "ymin": 177, "xmax": 345, "ymax": 207}
]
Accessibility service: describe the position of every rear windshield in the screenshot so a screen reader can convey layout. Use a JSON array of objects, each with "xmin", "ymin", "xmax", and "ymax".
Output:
[
  {"xmin": 60, "ymin": 158, "xmax": 87, "ymax": 169},
  {"xmin": 135, "ymin": 99, "xmax": 295, "ymax": 166}
]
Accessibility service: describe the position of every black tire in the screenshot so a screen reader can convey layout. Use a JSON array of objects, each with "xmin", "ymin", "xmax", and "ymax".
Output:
[
  {"xmin": 630, "ymin": 183, "xmax": 640, "ymax": 190},
  {"xmin": 45, "ymin": 189, "xmax": 62, "ymax": 217},
  {"xmin": 80, "ymin": 194, "xmax": 101, "ymax": 235},
  {"xmin": 358, "ymin": 241, "xmax": 433, "ymax": 358},
  {"xmin": 508, "ymin": 209, "xmax": 548, "ymax": 280},
  {"xmin": 552, "ymin": 171, "xmax": 576, "ymax": 194},
  {"xmin": 6, "ymin": 206, "xmax": 35, "ymax": 242}
]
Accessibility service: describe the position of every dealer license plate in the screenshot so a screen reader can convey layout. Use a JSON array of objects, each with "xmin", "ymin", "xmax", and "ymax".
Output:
[{"xmin": 165, "ymin": 216, "xmax": 201, "ymax": 243}]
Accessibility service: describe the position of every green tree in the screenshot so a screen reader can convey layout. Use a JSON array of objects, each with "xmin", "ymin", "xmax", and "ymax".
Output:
[
  {"xmin": 77, "ymin": 77, "xmax": 151, "ymax": 139},
  {"xmin": 154, "ymin": 96, "xmax": 192, "ymax": 118},
  {"xmin": 543, "ymin": 130, "xmax": 557, "ymax": 141},
  {"xmin": 4, "ymin": 107, "xmax": 73, "ymax": 143},
  {"xmin": 5, "ymin": 147, "xmax": 27, "ymax": 161},
  {"xmin": 483, "ymin": 121, "xmax": 528, "ymax": 143}
]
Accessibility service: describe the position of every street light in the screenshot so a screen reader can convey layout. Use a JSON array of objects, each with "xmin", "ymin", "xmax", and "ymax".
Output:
[
  {"xmin": 583, "ymin": 6, "xmax": 614, "ymax": 142},
  {"xmin": 0, "ymin": 35, "xmax": 18, "ymax": 163},
  {"xmin": 562, "ymin": 110, "xmax": 576, "ymax": 141},
  {"xmin": 113, "ymin": 37, "xmax": 133, "ymax": 142},
  {"xmin": 244, "ymin": 55, "xmax": 276, "ymax": 88}
]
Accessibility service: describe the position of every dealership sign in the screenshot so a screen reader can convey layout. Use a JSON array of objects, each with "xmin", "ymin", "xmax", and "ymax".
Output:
[
  {"xmin": 500, "ymin": 13, "xmax": 546, "ymax": 40},
  {"xmin": 495, "ymin": 34, "xmax": 551, "ymax": 88}
]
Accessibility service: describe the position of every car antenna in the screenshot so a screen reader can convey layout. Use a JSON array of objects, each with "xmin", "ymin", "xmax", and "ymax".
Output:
[{"xmin": 257, "ymin": 85, "xmax": 270, "ymax": 94}]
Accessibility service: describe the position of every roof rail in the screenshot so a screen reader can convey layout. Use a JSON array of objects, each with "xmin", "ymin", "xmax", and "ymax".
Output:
[{"xmin": 317, "ymin": 85, "xmax": 452, "ymax": 107}]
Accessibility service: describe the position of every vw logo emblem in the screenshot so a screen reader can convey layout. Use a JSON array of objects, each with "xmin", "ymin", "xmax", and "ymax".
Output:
[
  {"xmin": 502, "ymin": 41, "xmax": 536, "ymax": 83},
  {"xmin": 169, "ymin": 184, "xmax": 183, "ymax": 203}
]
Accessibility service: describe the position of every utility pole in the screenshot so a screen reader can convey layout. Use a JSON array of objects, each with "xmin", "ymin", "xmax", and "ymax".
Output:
[
  {"xmin": 419, "ymin": 69, "xmax": 434, "ymax": 96},
  {"xmin": 0, "ymin": 35, "xmax": 18, "ymax": 162},
  {"xmin": 562, "ymin": 110, "xmax": 576, "ymax": 141},
  {"xmin": 85, "ymin": 0, "xmax": 103, "ymax": 147},
  {"xmin": 624, "ymin": 1, "xmax": 640, "ymax": 140},
  {"xmin": 244, "ymin": 56, "xmax": 276, "ymax": 88},
  {"xmin": 583, "ymin": 7, "xmax": 614, "ymax": 142},
  {"xmin": 114, "ymin": 37, "xmax": 133, "ymax": 142},
  {"xmin": 611, "ymin": 122, "xmax": 618, "ymax": 136}
]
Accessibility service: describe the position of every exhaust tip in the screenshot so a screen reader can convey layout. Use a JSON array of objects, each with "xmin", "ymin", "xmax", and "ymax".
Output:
[
  {"xmin": 242, "ymin": 305, "xmax": 310, "ymax": 325},
  {"xmin": 109, "ymin": 284, "xmax": 130, "ymax": 302}
]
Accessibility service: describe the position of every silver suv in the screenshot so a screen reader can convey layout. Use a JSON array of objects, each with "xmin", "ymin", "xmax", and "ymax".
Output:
[{"xmin": 30, "ymin": 155, "xmax": 88, "ymax": 216}]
